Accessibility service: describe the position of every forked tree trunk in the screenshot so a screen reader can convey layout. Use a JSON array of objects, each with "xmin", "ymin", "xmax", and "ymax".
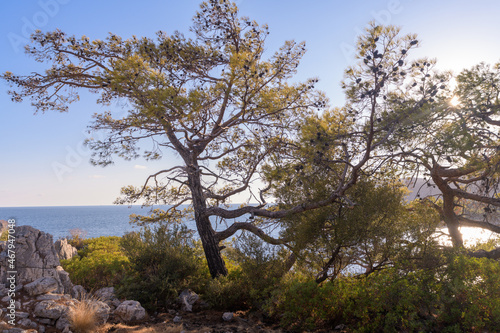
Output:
[{"xmin": 188, "ymin": 165, "xmax": 228, "ymax": 278}]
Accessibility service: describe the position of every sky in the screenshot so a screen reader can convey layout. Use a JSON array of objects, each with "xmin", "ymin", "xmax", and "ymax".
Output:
[{"xmin": 1, "ymin": 0, "xmax": 499, "ymax": 207}]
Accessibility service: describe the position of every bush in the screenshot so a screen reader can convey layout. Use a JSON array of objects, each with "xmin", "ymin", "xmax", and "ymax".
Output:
[
  {"xmin": 116, "ymin": 222, "xmax": 209, "ymax": 312},
  {"xmin": 202, "ymin": 234, "xmax": 289, "ymax": 311},
  {"xmin": 267, "ymin": 254, "xmax": 500, "ymax": 332},
  {"xmin": 61, "ymin": 236, "xmax": 130, "ymax": 290},
  {"xmin": 437, "ymin": 254, "xmax": 500, "ymax": 332}
]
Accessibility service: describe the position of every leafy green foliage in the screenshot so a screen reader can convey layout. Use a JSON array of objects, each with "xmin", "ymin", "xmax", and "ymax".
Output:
[
  {"xmin": 203, "ymin": 234, "xmax": 288, "ymax": 310},
  {"xmin": 116, "ymin": 223, "xmax": 209, "ymax": 311},
  {"xmin": 272, "ymin": 174, "xmax": 442, "ymax": 281},
  {"xmin": 268, "ymin": 254, "xmax": 500, "ymax": 332},
  {"xmin": 61, "ymin": 236, "xmax": 130, "ymax": 290}
]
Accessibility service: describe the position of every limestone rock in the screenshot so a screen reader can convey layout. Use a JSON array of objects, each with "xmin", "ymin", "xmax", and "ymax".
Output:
[
  {"xmin": 2, "ymin": 329, "xmax": 37, "ymax": 333},
  {"xmin": 55, "ymin": 315, "xmax": 72, "ymax": 332},
  {"xmin": 36, "ymin": 293, "xmax": 67, "ymax": 301},
  {"xmin": 17, "ymin": 318, "xmax": 37, "ymax": 329},
  {"xmin": 179, "ymin": 289, "xmax": 199, "ymax": 312},
  {"xmin": 114, "ymin": 300, "xmax": 147, "ymax": 323},
  {"xmin": 0, "ymin": 284, "xmax": 7, "ymax": 297},
  {"xmin": 222, "ymin": 312, "xmax": 234, "ymax": 322},
  {"xmin": 94, "ymin": 286, "xmax": 116, "ymax": 302},
  {"xmin": 16, "ymin": 312, "xmax": 29, "ymax": 319},
  {"xmin": 54, "ymin": 238, "xmax": 78, "ymax": 260},
  {"xmin": 24, "ymin": 277, "xmax": 59, "ymax": 296},
  {"xmin": 56, "ymin": 266, "xmax": 74, "ymax": 295},
  {"xmin": 92, "ymin": 300, "xmax": 111, "ymax": 326},
  {"xmin": 0, "ymin": 226, "xmax": 64, "ymax": 293},
  {"xmin": 94, "ymin": 286, "xmax": 121, "ymax": 310},
  {"xmin": 71, "ymin": 285, "xmax": 87, "ymax": 300},
  {"xmin": 33, "ymin": 299, "xmax": 69, "ymax": 319}
]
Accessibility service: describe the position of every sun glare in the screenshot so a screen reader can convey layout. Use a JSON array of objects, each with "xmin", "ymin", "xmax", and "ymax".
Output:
[
  {"xmin": 437, "ymin": 227, "xmax": 498, "ymax": 247},
  {"xmin": 449, "ymin": 95, "xmax": 460, "ymax": 107}
]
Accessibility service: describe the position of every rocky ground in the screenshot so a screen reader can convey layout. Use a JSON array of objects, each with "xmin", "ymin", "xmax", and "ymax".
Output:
[{"xmin": 99, "ymin": 310, "xmax": 285, "ymax": 333}]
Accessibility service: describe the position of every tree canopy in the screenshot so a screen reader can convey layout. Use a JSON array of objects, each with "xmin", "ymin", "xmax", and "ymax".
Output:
[{"xmin": 4, "ymin": 1, "xmax": 500, "ymax": 279}]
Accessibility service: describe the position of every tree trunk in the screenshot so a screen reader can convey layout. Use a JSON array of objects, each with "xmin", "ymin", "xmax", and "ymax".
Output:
[
  {"xmin": 442, "ymin": 192, "xmax": 464, "ymax": 248},
  {"xmin": 195, "ymin": 210, "xmax": 228, "ymax": 278},
  {"xmin": 431, "ymin": 168, "xmax": 464, "ymax": 248},
  {"xmin": 188, "ymin": 164, "xmax": 228, "ymax": 278}
]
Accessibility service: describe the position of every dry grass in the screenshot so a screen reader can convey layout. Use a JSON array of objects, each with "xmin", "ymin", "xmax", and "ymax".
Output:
[{"xmin": 68, "ymin": 299, "xmax": 99, "ymax": 333}]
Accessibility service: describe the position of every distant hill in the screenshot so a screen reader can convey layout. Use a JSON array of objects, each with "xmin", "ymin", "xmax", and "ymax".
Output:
[{"xmin": 404, "ymin": 178, "xmax": 441, "ymax": 201}]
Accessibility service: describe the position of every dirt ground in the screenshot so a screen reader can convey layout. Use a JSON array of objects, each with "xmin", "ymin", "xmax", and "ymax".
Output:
[{"xmin": 99, "ymin": 310, "xmax": 286, "ymax": 333}]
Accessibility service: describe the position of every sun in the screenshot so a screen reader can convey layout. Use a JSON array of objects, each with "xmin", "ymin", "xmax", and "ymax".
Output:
[{"xmin": 449, "ymin": 95, "xmax": 461, "ymax": 107}]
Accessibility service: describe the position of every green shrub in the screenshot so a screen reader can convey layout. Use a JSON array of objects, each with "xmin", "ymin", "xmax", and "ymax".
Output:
[
  {"xmin": 437, "ymin": 254, "xmax": 500, "ymax": 332},
  {"xmin": 203, "ymin": 234, "xmax": 289, "ymax": 311},
  {"xmin": 116, "ymin": 223, "xmax": 209, "ymax": 312},
  {"xmin": 267, "ymin": 253, "xmax": 500, "ymax": 332},
  {"xmin": 268, "ymin": 269, "xmax": 439, "ymax": 332},
  {"xmin": 61, "ymin": 236, "xmax": 130, "ymax": 290}
]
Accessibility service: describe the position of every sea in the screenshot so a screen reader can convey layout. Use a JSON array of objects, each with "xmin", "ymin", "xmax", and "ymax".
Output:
[{"xmin": 0, "ymin": 205, "xmax": 200, "ymax": 240}]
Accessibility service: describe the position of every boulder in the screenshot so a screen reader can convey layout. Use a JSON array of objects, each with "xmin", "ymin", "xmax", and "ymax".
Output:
[
  {"xmin": 54, "ymin": 238, "xmax": 78, "ymax": 260},
  {"xmin": 94, "ymin": 286, "xmax": 116, "ymax": 302},
  {"xmin": 71, "ymin": 285, "xmax": 87, "ymax": 300},
  {"xmin": 24, "ymin": 277, "xmax": 59, "ymax": 296},
  {"xmin": 222, "ymin": 312, "xmax": 234, "ymax": 322},
  {"xmin": 0, "ymin": 226, "xmax": 64, "ymax": 293},
  {"xmin": 94, "ymin": 286, "xmax": 121, "ymax": 309},
  {"xmin": 33, "ymin": 300, "xmax": 69, "ymax": 319},
  {"xmin": 114, "ymin": 300, "xmax": 147, "ymax": 322},
  {"xmin": 92, "ymin": 300, "xmax": 111, "ymax": 326},
  {"xmin": 179, "ymin": 289, "xmax": 199, "ymax": 312}
]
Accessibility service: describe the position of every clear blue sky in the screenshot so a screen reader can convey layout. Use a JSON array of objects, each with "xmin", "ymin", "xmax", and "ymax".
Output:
[{"xmin": 1, "ymin": 0, "xmax": 499, "ymax": 207}]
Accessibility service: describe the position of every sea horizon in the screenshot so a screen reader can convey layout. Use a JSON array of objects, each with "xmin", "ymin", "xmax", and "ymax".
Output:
[
  {"xmin": 0, "ymin": 205, "xmax": 190, "ymax": 239},
  {"xmin": 0, "ymin": 204, "xmax": 246, "ymax": 240}
]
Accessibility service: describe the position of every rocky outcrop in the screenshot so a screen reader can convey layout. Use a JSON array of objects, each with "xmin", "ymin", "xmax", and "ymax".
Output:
[
  {"xmin": 0, "ymin": 226, "xmax": 148, "ymax": 332},
  {"xmin": 54, "ymin": 238, "xmax": 78, "ymax": 261},
  {"xmin": 0, "ymin": 226, "xmax": 64, "ymax": 293}
]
